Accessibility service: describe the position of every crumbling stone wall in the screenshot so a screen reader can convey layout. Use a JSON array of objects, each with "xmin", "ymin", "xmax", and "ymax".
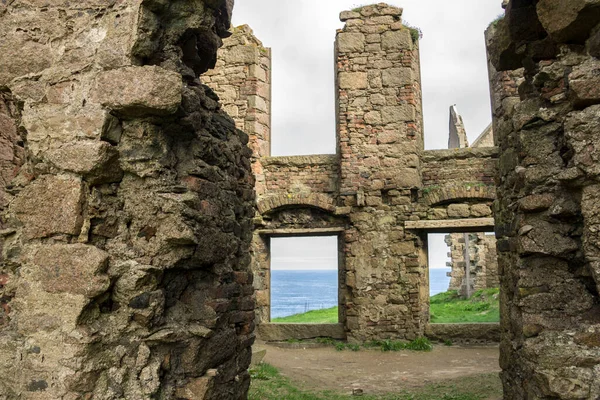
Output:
[
  {"xmin": 0, "ymin": 1, "xmax": 255, "ymax": 399},
  {"xmin": 445, "ymin": 233, "xmax": 498, "ymax": 294},
  {"xmin": 487, "ymin": 0, "xmax": 600, "ymax": 398},
  {"xmin": 211, "ymin": 3, "xmax": 500, "ymax": 342}
]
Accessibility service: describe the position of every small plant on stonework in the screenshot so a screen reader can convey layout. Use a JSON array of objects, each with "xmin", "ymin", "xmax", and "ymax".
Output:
[
  {"xmin": 334, "ymin": 341, "xmax": 346, "ymax": 351},
  {"xmin": 490, "ymin": 13, "xmax": 505, "ymax": 28},
  {"xmin": 347, "ymin": 343, "xmax": 361, "ymax": 352},
  {"xmin": 405, "ymin": 337, "xmax": 433, "ymax": 351},
  {"xmin": 444, "ymin": 339, "xmax": 453, "ymax": 346},
  {"xmin": 403, "ymin": 20, "xmax": 423, "ymax": 43}
]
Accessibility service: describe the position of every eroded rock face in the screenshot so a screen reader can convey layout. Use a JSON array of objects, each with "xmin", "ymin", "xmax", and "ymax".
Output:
[
  {"xmin": 487, "ymin": 1, "xmax": 600, "ymax": 398},
  {"xmin": 0, "ymin": 0, "xmax": 256, "ymax": 399}
]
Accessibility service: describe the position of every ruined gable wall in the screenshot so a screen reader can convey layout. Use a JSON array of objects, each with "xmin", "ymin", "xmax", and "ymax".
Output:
[
  {"xmin": 488, "ymin": 0, "xmax": 600, "ymax": 398},
  {"xmin": 0, "ymin": 1, "xmax": 255, "ymax": 398}
]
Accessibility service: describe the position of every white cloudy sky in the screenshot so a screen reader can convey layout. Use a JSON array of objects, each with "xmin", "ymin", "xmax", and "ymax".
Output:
[
  {"xmin": 231, "ymin": 0, "xmax": 504, "ymax": 154},
  {"xmin": 232, "ymin": 1, "xmax": 502, "ymax": 271}
]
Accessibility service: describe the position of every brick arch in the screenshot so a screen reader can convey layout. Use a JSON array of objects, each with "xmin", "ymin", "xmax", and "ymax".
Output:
[
  {"xmin": 257, "ymin": 193, "xmax": 336, "ymax": 215},
  {"xmin": 423, "ymin": 185, "xmax": 496, "ymax": 206}
]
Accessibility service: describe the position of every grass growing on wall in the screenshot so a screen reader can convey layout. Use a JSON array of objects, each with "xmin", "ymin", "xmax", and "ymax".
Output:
[
  {"xmin": 430, "ymin": 288, "xmax": 500, "ymax": 324},
  {"xmin": 249, "ymin": 363, "xmax": 502, "ymax": 400},
  {"xmin": 271, "ymin": 306, "xmax": 338, "ymax": 324}
]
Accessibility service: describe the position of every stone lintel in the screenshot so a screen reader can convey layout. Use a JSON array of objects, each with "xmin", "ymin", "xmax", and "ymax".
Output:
[
  {"xmin": 261, "ymin": 154, "xmax": 338, "ymax": 167},
  {"xmin": 257, "ymin": 227, "xmax": 345, "ymax": 237},
  {"xmin": 258, "ymin": 323, "xmax": 346, "ymax": 341},
  {"xmin": 422, "ymin": 147, "xmax": 499, "ymax": 162},
  {"xmin": 405, "ymin": 218, "xmax": 495, "ymax": 233}
]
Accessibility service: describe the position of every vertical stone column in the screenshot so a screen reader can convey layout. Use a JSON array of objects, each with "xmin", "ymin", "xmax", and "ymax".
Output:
[
  {"xmin": 0, "ymin": 1, "xmax": 256, "ymax": 399},
  {"xmin": 204, "ymin": 25, "xmax": 272, "ymax": 197},
  {"xmin": 488, "ymin": 1, "xmax": 600, "ymax": 398},
  {"xmin": 203, "ymin": 25, "xmax": 272, "ymax": 325},
  {"xmin": 336, "ymin": 3, "xmax": 425, "ymax": 341}
]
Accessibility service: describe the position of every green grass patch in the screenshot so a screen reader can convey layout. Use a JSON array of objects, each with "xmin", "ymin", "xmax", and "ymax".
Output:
[
  {"xmin": 272, "ymin": 306, "xmax": 338, "ymax": 324},
  {"xmin": 249, "ymin": 363, "xmax": 502, "ymax": 400},
  {"xmin": 430, "ymin": 288, "xmax": 500, "ymax": 324}
]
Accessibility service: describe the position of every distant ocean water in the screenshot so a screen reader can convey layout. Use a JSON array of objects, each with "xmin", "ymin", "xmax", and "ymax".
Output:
[
  {"xmin": 271, "ymin": 268, "xmax": 452, "ymax": 319},
  {"xmin": 430, "ymin": 267, "xmax": 451, "ymax": 296},
  {"xmin": 271, "ymin": 270, "xmax": 338, "ymax": 319}
]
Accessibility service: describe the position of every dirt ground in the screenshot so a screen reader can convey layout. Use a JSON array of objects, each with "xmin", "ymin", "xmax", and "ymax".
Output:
[{"xmin": 261, "ymin": 343, "xmax": 501, "ymax": 396}]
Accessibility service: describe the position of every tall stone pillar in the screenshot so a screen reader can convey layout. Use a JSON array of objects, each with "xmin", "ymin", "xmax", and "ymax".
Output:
[
  {"xmin": 487, "ymin": 0, "xmax": 600, "ymax": 398},
  {"xmin": 336, "ymin": 3, "xmax": 425, "ymax": 341},
  {"xmin": 0, "ymin": 1, "xmax": 255, "ymax": 398}
]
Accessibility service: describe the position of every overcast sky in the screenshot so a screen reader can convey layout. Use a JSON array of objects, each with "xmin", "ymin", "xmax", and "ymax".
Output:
[
  {"xmin": 232, "ymin": 0, "xmax": 504, "ymax": 154},
  {"xmin": 232, "ymin": 1, "xmax": 502, "ymax": 273}
]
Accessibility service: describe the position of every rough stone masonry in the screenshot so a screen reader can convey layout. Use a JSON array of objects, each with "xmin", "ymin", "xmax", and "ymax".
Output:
[
  {"xmin": 0, "ymin": 0, "xmax": 255, "ymax": 399},
  {"xmin": 487, "ymin": 0, "xmax": 600, "ymax": 398},
  {"xmin": 210, "ymin": 4, "xmax": 499, "ymax": 343}
]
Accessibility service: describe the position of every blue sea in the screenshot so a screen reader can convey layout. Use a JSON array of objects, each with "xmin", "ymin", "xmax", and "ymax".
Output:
[
  {"xmin": 271, "ymin": 268, "xmax": 451, "ymax": 319},
  {"xmin": 430, "ymin": 267, "xmax": 451, "ymax": 296},
  {"xmin": 271, "ymin": 270, "xmax": 338, "ymax": 319}
]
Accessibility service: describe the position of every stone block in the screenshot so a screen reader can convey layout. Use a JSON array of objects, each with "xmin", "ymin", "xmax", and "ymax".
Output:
[
  {"xmin": 471, "ymin": 204, "xmax": 492, "ymax": 217},
  {"xmin": 381, "ymin": 105, "xmax": 415, "ymax": 123},
  {"xmin": 11, "ymin": 175, "xmax": 84, "ymax": 239},
  {"xmin": 337, "ymin": 33, "xmax": 365, "ymax": 53},
  {"xmin": 92, "ymin": 66, "xmax": 182, "ymax": 116},
  {"xmin": 381, "ymin": 68, "xmax": 413, "ymax": 87},
  {"xmin": 339, "ymin": 10, "xmax": 361, "ymax": 21},
  {"xmin": 22, "ymin": 104, "xmax": 110, "ymax": 157},
  {"xmin": 46, "ymin": 141, "xmax": 122, "ymax": 184},
  {"xmin": 27, "ymin": 244, "xmax": 110, "ymax": 298},
  {"xmin": 364, "ymin": 111, "xmax": 382, "ymax": 125},
  {"xmin": 447, "ymin": 204, "xmax": 471, "ymax": 218},
  {"xmin": 381, "ymin": 29, "xmax": 413, "ymax": 51},
  {"xmin": 569, "ymin": 59, "xmax": 600, "ymax": 106},
  {"xmin": 0, "ymin": 36, "xmax": 52, "ymax": 86},
  {"xmin": 223, "ymin": 46, "xmax": 259, "ymax": 64},
  {"xmin": 536, "ymin": 0, "xmax": 600, "ymax": 43},
  {"xmin": 339, "ymin": 72, "xmax": 368, "ymax": 90}
]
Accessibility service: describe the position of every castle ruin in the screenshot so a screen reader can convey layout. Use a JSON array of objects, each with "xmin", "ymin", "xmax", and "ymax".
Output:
[{"xmin": 0, "ymin": 0, "xmax": 597, "ymax": 398}]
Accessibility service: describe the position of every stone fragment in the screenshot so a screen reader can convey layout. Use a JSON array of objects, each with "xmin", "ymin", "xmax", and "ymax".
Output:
[
  {"xmin": 471, "ymin": 204, "xmax": 492, "ymax": 217},
  {"xmin": 92, "ymin": 66, "xmax": 182, "ymax": 116},
  {"xmin": 340, "ymin": 11, "xmax": 361, "ymax": 21},
  {"xmin": 381, "ymin": 105, "xmax": 415, "ymax": 123},
  {"xmin": 0, "ymin": 38, "xmax": 52, "ymax": 86},
  {"xmin": 46, "ymin": 141, "xmax": 123, "ymax": 184},
  {"xmin": 364, "ymin": 111, "xmax": 382, "ymax": 125},
  {"xmin": 536, "ymin": 0, "xmax": 600, "ymax": 43},
  {"xmin": 11, "ymin": 175, "xmax": 84, "ymax": 240},
  {"xmin": 338, "ymin": 72, "xmax": 368, "ymax": 90},
  {"xmin": 568, "ymin": 59, "xmax": 600, "ymax": 106},
  {"xmin": 381, "ymin": 68, "xmax": 412, "ymax": 87},
  {"xmin": 223, "ymin": 46, "xmax": 259, "ymax": 64},
  {"xmin": 565, "ymin": 105, "xmax": 600, "ymax": 178},
  {"xmin": 518, "ymin": 193, "xmax": 555, "ymax": 212},
  {"xmin": 381, "ymin": 29, "xmax": 413, "ymax": 51},
  {"xmin": 447, "ymin": 204, "xmax": 471, "ymax": 218},
  {"xmin": 337, "ymin": 33, "xmax": 365, "ymax": 53},
  {"xmin": 28, "ymin": 244, "xmax": 110, "ymax": 298},
  {"xmin": 22, "ymin": 104, "xmax": 110, "ymax": 158}
]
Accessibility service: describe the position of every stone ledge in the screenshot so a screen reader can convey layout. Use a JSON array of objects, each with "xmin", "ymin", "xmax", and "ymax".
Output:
[
  {"xmin": 405, "ymin": 218, "xmax": 495, "ymax": 232},
  {"xmin": 422, "ymin": 147, "xmax": 499, "ymax": 162},
  {"xmin": 258, "ymin": 323, "xmax": 346, "ymax": 341},
  {"xmin": 425, "ymin": 323, "xmax": 500, "ymax": 342},
  {"xmin": 261, "ymin": 154, "xmax": 338, "ymax": 167},
  {"xmin": 257, "ymin": 227, "xmax": 345, "ymax": 237}
]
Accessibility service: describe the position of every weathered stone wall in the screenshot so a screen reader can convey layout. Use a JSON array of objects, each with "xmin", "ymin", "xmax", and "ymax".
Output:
[
  {"xmin": 203, "ymin": 25, "xmax": 271, "ymax": 197},
  {"xmin": 211, "ymin": 3, "xmax": 499, "ymax": 342},
  {"xmin": 487, "ymin": 0, "xmax": 600, "ymax": 398},
  {"xmin": 335, "ymin": 4, "xmax": 428, "ymax": 342},
  {"xmin": 0, "ymin": 1, "xmax": 256, "ymax": 399},
  {"xmin": 445, "ymin": 233, "xmax": 498, "ymax": 294}
]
